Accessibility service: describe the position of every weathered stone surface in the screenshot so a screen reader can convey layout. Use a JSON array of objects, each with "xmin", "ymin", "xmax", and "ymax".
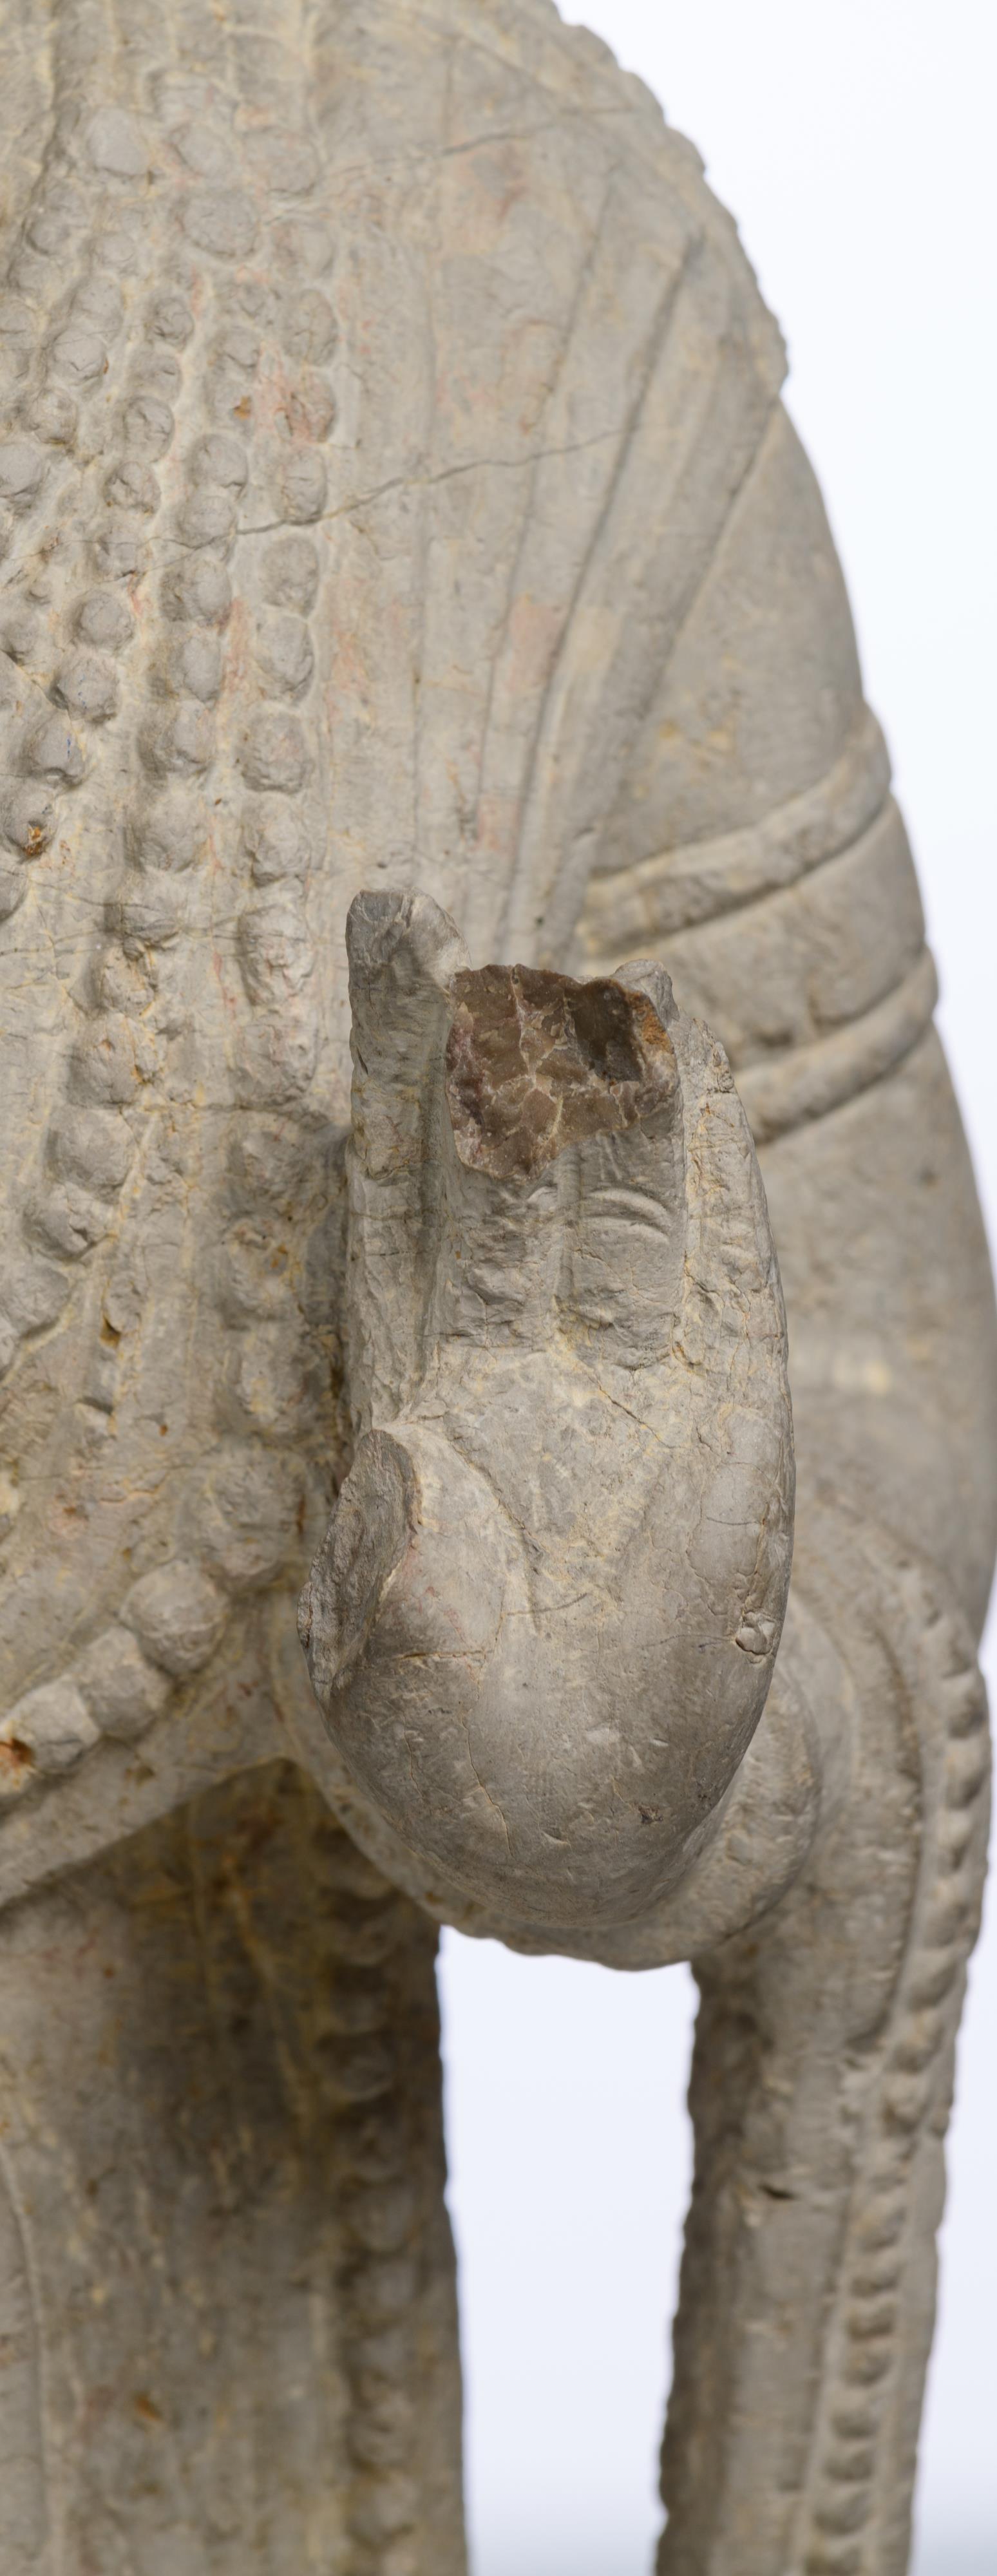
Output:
[{"xmin": 0, "ymin": 3, "xmax": 992, "ymax": 2570}]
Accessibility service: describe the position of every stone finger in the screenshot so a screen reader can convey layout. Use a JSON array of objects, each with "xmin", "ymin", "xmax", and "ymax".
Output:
[{"xmin": 344, "ymin": 888, "xmax": 469, "ymax": 1421}]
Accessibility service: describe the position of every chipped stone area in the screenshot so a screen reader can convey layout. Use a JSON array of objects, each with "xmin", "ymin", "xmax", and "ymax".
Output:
[{"xmin": 445, "ymin": 964, "xmax": 678, "ymax": 1179}]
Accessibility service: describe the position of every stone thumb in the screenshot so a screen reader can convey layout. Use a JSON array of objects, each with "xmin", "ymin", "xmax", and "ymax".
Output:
[{"xmin": 298, "ymin": 1430, "xmax": 418, "ymax": 1707}]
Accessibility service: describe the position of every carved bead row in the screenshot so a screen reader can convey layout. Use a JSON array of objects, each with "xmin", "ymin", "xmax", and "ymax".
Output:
[
  {"xmin": 0, "ymin": 1554, "xmax": 223, "ymax": 1803},
  {"xmin": 0, "ymin": 106, "xmax": 158, "ymax": 593},
  {"xmin": 0, "ymin": 1392, "xmax": 318, "ymax": 1801},
  {"xmin": 319, "ymin": 1845, "xmax": 424, "ymax": 2576},
  {"xmin": 226, "ymin": 249, "xmax": 334, "ymax": 1114},
  {"xmin": 124, "ymin": 91, "xmax": 339, "ymax": 1588},
  {"xmin": 204, "ymin": 118, "xmax": 338, "ymax": 1460},
  {"xmin": 801, "ymin": 1599, "xmax": 990, "ymax": 2568},
  {"xmin": 0, "ymin": 115, "xmax": 169, "ymax": 1376}
]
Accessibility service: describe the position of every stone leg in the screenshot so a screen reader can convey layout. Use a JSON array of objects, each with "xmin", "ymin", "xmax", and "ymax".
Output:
[
  {"xmin": 0, "ymin": 1763, "xmax": 466, "ymax": 2576},
  {"xmin": 658, "ymin": 1542, "xmax": 990, "ymax": 2576}
]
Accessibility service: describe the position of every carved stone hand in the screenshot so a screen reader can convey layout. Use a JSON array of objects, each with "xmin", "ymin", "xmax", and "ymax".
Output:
[{"xmin": 299, "ymin": 892, "xmax": 793, "ymax": 1927}]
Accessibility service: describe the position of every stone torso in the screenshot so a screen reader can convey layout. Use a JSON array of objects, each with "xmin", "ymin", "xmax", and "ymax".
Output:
[
  {"xmin": 3, "ymin": 2, "xmax": 993, "ymax": 1889},
  {"xmin": 0, "ymin": 10, "xmax": 993, "ymax": 2573}
]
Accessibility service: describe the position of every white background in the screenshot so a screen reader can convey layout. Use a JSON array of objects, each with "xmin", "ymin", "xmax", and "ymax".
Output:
[{"xmin": 438, "ymin": 6, "xmax": 996, "ymax": 2573}]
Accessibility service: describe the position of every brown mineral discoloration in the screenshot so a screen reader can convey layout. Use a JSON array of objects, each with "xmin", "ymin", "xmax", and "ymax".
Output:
[
  {"xmin": 444, "ymin": 964, "xmax": 677, "ymax": 1180},
  {"xmin": 0, "ymin": 1735, "xmax": 33, "ymax": 1790}
]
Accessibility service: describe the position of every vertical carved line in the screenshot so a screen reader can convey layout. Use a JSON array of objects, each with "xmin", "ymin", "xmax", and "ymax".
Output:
[
  {"xmin": 0, "ymin": 2126, "xmax": 51, "ymax": 2573},
  {"xmin": 315, "ymin": 1826, "xmax": 462, "ymax": 2576}
]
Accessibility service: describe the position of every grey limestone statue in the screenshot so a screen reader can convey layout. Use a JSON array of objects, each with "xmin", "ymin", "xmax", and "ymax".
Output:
[{"xmin": 0, "ymin": 3, "xmax": 993, "ymax": 2571}]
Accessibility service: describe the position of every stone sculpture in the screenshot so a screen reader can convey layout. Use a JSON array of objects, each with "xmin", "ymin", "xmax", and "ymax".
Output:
[{"xmin": 0, "ymin": 2, "xmax": 992, "ymax": 2569}]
